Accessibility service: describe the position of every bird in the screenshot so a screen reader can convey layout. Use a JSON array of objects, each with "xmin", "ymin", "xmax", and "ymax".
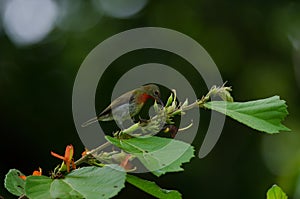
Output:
[{"xmin": 81, "ymin": 84, "xmax": 163, "ymax": 128}]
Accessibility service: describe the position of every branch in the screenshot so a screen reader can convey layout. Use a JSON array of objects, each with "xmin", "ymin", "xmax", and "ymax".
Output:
[
  {"xmin": 75, "ymin": 84, "xmax": 234, "ymax": 165},
  {"xmin": 75, "ymin": 142, "xmax": 111, "ymax": 166}
]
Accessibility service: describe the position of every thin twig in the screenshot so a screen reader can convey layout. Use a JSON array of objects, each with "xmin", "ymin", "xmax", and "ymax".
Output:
[{"xmin": 74, "ymin": 142, "xmax": 111, "ymax": 166}]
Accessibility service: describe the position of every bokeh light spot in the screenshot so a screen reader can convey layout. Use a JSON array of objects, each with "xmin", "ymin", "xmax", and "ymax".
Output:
[
  {"xmin": 95, "ymin": 0, "xmax": 148, "ymax": 19},
  {"xmin": 3, "ymin": 0, "xmax": 58, "ymax": 46}
]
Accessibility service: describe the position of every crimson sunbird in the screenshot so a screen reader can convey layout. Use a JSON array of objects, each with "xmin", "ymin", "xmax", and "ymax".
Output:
[{"xmin": 82, "ymin": 84, "xmax": 163, "ymax": 127}]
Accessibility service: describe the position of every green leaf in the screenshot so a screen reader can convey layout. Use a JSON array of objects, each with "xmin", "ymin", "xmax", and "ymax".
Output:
[
  {"xmin": 166, "ymin": 93, "xmax": 173, "ymax": 107},
  {"xmin": 151, "ymin": 144, "xmax": 194, "ymax": 177},
  {"xmin": 126, "ymin": 174, "xmax": 181, "ymax": 199},
  {"xmin": 25, "ymin": 165, "xmax": 126, "ymax": 199},
  {"xmin": 106, "ymin": 136, "xmax": 194, "ymax": 176},
  {"xmin": 4, "ymin": 169, "xmax": 26, "ymax": 196},
  {"xmin": 25, "ymin": 175, "xmax": 82, "ymax": 199},
  {"xmin": 267, "ymin": 184, "xmax": 288, "ymax": 199},
  {"xmin": 204, "ymin": 96, "xmax": 290, "ymax": 134}
]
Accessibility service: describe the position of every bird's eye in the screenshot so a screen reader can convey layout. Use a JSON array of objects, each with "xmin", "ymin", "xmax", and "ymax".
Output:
[{"xmin": 154, "ymin": 91, "xmax": 159, "ymax": 96}]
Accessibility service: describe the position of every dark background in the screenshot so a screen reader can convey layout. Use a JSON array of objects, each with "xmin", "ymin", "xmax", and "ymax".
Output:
[{"xmin": 1, "ymin": 0, "xmax": 300, "ymax": 198}]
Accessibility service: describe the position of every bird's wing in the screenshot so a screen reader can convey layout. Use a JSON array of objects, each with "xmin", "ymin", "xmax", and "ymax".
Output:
[{"xmin": 98, "ymin": 90, "xmax": 135, "ymax": 117}]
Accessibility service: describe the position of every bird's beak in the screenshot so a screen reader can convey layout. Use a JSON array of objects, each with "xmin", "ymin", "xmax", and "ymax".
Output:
[{"xmin": 156, "ymin": 98, "xmax": 164, "ymax": 107}]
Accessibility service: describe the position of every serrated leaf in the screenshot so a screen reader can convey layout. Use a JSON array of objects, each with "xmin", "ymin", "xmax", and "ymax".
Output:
[
  {"xmin": 25, "ymin": 175, "xmax": 82, "ymax": 199},
  {"xmin": 25, "ymin": 165, "xmax": 126, "ymax": 199},
  {"xmin": 151, "ymin": 144, "xmax": 194, "ymax": 177},
  {"xmin": 106, "ymin": 136, "xmax": 194, "ymax": 176},
  {"xmin": 204, "ymin": 96, "xmax": 290, "ymax": 134},
  {"xmin": 126, "ymin": 174, "xmax": 182, "ymax": 199},
  {"xmin": 4, "ymin": 169, "xmax": 25, "ymax": 196},
  {"xmin": 267, "ymin": 184, "xmax": 288, "ymax": 199}
]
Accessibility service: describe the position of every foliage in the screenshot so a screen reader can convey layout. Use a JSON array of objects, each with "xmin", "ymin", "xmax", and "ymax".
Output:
[
  {"xmin": 106, "ymin": 136, "xmax": 194, "ymax": 177},
  {"xmin": 25, "ymin": 165, "xmax": 125, "ymax": 199},
  {"xmin": 266, "ymin": 184, "xmax": 288, "ymax": 199},
  {"xmin": 204, "ymin": 96, "xmax": 290, "ymax": 134},
  {"xmin": 4, "ymin": 84, "xmax": 290, "ymax": 199},
  {"xmin": 126, "ymin": 174, "xmax": 181, "ymax": 199},
  {"xmin": 4, "ymin": 169, "xmax": 25, "ymax": 196}
]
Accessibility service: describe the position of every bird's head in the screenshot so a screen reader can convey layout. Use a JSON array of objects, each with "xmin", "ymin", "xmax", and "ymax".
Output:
[{"xmin": 140, "ymin": 84, "xmax": 163, "ymax": 106}]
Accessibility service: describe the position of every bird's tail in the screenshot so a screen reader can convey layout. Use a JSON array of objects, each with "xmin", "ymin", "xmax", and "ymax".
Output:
[{"xmin": 81, "ymin": 116, "xmax": 99, "ymax": 127}]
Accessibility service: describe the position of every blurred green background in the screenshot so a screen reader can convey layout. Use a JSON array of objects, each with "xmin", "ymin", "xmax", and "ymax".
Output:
[{"xmin": 1, "ymin": 0, "xmax": 300, "ymax": 198}]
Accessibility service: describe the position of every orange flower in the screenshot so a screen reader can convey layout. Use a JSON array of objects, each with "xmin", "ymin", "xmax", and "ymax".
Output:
[
  {"xmin": 81, "ymin": 148, "xmax": 89, "ymax": 157},
  {"xmin": 51, "ymin": 145, "xmax": 76, "ymax": 172},
  {"xmin": 19, "ymin": 175, "xmax": 26, "ymax": 180},
  {"xmin": 18, "ymin": 167, "xmax": 42, "ymax": 180},
  {"xmin": 32, "ymin": 167, "xmax": 42, "ymax": 176},
  {"xmin": 119, "ymin": 154, "xmax": 133, "ymax": 171}
]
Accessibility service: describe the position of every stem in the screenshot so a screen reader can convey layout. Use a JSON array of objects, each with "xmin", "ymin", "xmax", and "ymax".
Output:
[
  {"xmin": 74, "ymin": 141, "xmax": 111, "ymax": 166},
  {"xmin": 181, "ymin": 100, "xmax": 200, "ymax": 111},
  {"xmin": 90, "ymin": 161, "xmax": 105, "ymax": 167},
  {"xmin": 175, "ymin": 96, "xmax": 207, "ymax": 113},
  {"xmin": 122, "ymin": 123, "xmax": 140, "ymax": 134},
  {"xmin": 178, "ymin": 122, "xmax": 193, "ymax": 132}
]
